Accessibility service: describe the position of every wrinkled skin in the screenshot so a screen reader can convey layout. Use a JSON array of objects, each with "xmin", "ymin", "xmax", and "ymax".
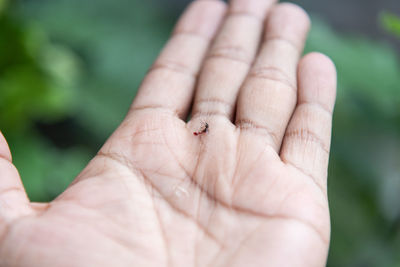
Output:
[{"xmin": 0, "ymin": 0, "xmax": 337, "ymax": 266}]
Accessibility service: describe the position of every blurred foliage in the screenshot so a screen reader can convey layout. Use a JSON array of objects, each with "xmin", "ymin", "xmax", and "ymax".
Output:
[
  {"xmin": 0, "ymin": 0, "xmax": 89, "ymax": 200},
  {"xmin": 381, "ymin": 11, "xmax": 400, "ymax": 39},
  {"xmin": 306, "ymin": 17, "xmax": 400, "ymax": 267},
  {"xmin": 0, "ymin": 0, "xmax": 6, "ymax": 15},
  {"xmin": 0, "ymin": 0, "xmax": 399, "ymax": 266},
  {"xmin": 0, "ymin": 6, "xmax": 80, "ymax": 131}
]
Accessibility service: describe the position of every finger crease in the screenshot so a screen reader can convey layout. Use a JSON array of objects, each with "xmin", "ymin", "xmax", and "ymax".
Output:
[
  {"xmin": 207, "ymin": 45, "xmax": 251, "ymax": 65},
  {"xmin": 249, "ymin": 66, "xmax": 297, "ymax": 93},
  {"xmin": 195, "ymin": 98, "xmax": 233, "ymax": 108},
  {"xmin": 265, "ymin": 36, "xmax": 300, "ymax": 53},
  {"xmin": 237, "ymin": 119, "xmax": 279, "ymax": 148},
  {"xmin": 192, "ymin": 112, "xmax": 230, "ymax": 120},
  {"xmin": 0, "ymin": 154, "xmax": 12, "ymax": 164},
  {"xmin": 227, "ymin": 11, "xmax": 264, "ymax": 23},
  {"xmin": 284, "ymin": 129, "xmax": 329, "ymax": 154},
  {"xmin": 130, "ymin": 105, "xmax": 179, "ymax": 117},
  {"xmin": 0, "ymin": 187, "xmax": 24, "ymax": 196},
  {"xmin": 193, "ymin": 98, "xmax": 235, "ymax": 117},
  {"xmin": 193, "ymin": 111, "xmax": 229, "ymax": 119},
  {"xmin": 172, "ymin": 30, "xmax": 211, "ymax": 43},
  {"xmin": 297, "ymin": 101, "xmax": 333, "ymax": 117},
  {"xmin": 149, "ymin": 60, "xmax": 197, "ymax": 79}
]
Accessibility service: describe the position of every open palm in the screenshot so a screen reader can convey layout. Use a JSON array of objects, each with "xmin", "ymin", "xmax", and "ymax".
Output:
[{"xmin": 0, "ymin": 0, "xmax": 337, "ymax": 266}]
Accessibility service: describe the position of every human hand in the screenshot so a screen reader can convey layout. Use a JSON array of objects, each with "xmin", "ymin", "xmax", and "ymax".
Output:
[{"xmin": 0, "ymin": 0, "xmax": 337, "ymax": 266}]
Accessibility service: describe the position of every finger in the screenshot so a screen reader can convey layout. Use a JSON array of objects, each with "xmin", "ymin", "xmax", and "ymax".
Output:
[
  {"xmin": 0, "ymin": 132, "xmax": 32, "ymax": 223},
  {"xmin": 280, "ymin": 53, "xmax": 337, "ymax": 192},
  {"xmin": 130, "ymin": 0, "xmax": 227, "ymax": 119},
  {"xmin": 236, "ymin": 3, "xmax": 310, "ymax": 151},
  {"xmin": 191, "ymin": 0, "xmax": 276, "ymax": 121}
]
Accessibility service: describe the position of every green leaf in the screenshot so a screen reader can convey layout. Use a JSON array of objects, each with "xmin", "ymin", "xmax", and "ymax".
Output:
[
  {"xmin": 0, "ymin": 0, "xmax": 7, "ymax": 15},
  {"xmin": 380, "ymin": 11, "xmax": 400, "ymax": 38}
]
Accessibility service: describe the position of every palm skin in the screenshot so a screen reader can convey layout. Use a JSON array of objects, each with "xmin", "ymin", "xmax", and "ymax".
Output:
[{"xmin": 0, "ymin": 0, "xmax": 337, "ymax": 267}]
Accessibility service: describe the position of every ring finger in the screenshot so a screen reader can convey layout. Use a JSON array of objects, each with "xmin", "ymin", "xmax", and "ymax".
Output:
[{"xmin": 236, "ymin": 3, "xmax": 311, "ymax": 151}]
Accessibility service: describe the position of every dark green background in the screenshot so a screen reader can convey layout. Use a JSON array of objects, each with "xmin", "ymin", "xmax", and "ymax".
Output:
[{"xmin": 1, "ymin": 0, "xmax": 400, "ymax": 266}]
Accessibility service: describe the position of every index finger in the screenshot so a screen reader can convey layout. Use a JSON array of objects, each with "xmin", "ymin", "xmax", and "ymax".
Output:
[{"xmin": 130, "ymin": 0, "xmax": 227, "ymax": 119}]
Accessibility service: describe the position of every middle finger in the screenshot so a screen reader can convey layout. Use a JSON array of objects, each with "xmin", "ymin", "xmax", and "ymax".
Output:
[{"xmin": 191, "ymin": 0, "xmax": 277, "ymax": 122}]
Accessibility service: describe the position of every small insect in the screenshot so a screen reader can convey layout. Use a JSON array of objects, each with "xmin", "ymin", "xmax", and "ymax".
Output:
[{"xmin": 193, "ymin": 122, "xmax": 209, "ymax": 136}]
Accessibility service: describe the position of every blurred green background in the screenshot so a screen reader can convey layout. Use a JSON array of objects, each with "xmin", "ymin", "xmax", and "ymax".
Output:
[{"xmin": 1, "ymin": 0, "xmax": 400, "ymax": 266}]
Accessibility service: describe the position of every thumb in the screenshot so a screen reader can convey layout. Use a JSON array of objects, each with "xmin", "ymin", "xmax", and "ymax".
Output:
[{"xmin": 0, "ymin": 131, "xmax": 32, "ymax": 225}]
